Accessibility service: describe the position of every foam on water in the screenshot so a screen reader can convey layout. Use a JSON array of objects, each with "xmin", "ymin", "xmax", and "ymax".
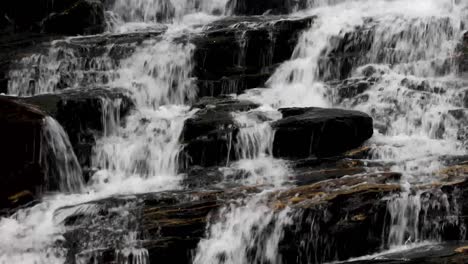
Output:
[{"xmin": 194, "ymin": 193, "xmax": 292, "ymax": 264}]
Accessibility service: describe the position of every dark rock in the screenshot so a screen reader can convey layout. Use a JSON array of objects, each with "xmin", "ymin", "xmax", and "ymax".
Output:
[
  {"xmin": 0, "ymin": 98, "xmax": 45, "ymax": 210},
  {"xmin": 41, "ymin": 0, "xmax": 106, "ymax": 35},
  {"xmin": 58, "ymin": 187, "xmax": 256, "ymax": 264},
  {"xmin": 459, "ymin": 31, "xmax": 468, "ymax": 77},
  {"xmin": 180, "ymin": 97, "xmax": 259, "ymax": 168},
  {"xmin": 319, "ymin": 17, "xmax": 456, "ymax": 81},
  {"xmin": 15, "ymin": 88, "xmax": 134, "ymax": 169},
  {"xmin": 340, "ymin": 242, "xmax": 468, "ymax": 263},
  {"xmin": 276, "ymin": 174, "xmax": 468, "ymax": 263},
  {"xmin": 227, "ymin": 0, "xmax": 305, "ymax": 15},
  {"xmin": 0, "ymin": 0, "xmax": 105, "ymax": 34},
  {"xmin": 56, "ymin": 170, "xmax": 468, "ymax": 264},
  {"xmin": 273, "ymin": 107, "xmax": 374, "ymax": 159},
  {"xmin": 192, "ymin": 16, "xmax": 314, "ymax": 97},
  {"xmin": 318, "ymin": 22, "xmax": 376, "ymax": 81}
]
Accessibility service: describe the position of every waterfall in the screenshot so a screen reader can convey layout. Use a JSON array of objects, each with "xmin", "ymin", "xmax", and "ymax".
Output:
[
  {"xmin": 89, "ymin": 37, "xmax": 198, "ymax": 193},
  {"xmin": 197, "ymin": 0, "xmax": 468, "ymax": 260},
  {"xmin": 41, "ymin": 117, "xmax": 84, "ymax": 193},
  {"xmin": 194, "ymin": 195, "xmax": 292, "ymax": 264},
  {"xmin": 1, "ymin": 0, "xmax": 468, "ymax": 263},
  {"xmin": 109, "ymin": 0, "xmax": 229, "ymax": 26}
]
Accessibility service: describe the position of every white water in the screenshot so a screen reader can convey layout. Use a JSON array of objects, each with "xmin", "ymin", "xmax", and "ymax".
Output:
[
  {"xmin": 197, "ymin": 0, "xmax": 468, "ymax": 261},
  {"xmin": 194, "ymin": 194, "xmax": 292, "ymax": 264},
  {"xmin": 41, "ymin": 117, "xmax": 84, "ymax": 193},
  {"xmin": 1, "ymin": 12, "xmax": 205, "ymax": 264},
  {"xmin": 2, "ymin": 0, "xmax": 468, "ymax": 263},
  {"xmin": 224, "ymin": 109, "xmax": 291, "ymax": 186}
]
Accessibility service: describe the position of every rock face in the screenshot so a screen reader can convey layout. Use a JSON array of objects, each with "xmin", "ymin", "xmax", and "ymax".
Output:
[
  {"xmin": 227, "ymin": 0, "xmax": 308, "ymax": 15},
  {"xmin": 181, "ymin": 102, "xmax": 374, "ymax": 167},
  {"xmin": 42, "ymin": 0, "xmax": 106, "ymax": 35},
  {"xmin": 17, "ymin": 88, "xmax": 134, "ymax": 169},
  {"xmin": 0, "ymin": 0, "xmax": 106, "ymax": 34},
  {"xmin": 193, "ymin": 16, "xmax": 314, "ymax": 97},
  {"xmin": 181, "ymin": 97, "xmax": 259, "ymax": 167},
  {"xmin": 273, "ymin": 107, "xmax": 374, "ymax": 159},
  {"xmin": 0, "ymin": 98, "xmax": 45, "ymax": 210},
  {"xmin": 460, "ymin": 31, "xmax": 468, "ymax": 77},
  {"xmin": 57, "ymin": 168, "xmax": 468, "ymax": 264}
]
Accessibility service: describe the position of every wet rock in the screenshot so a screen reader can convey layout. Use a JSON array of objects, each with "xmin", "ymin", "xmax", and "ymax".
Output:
[
  {"xmin": 193, "ymin": 16, "xmax": 314, "ymax": 97},
  {"xmin": 58, "ymin": 188, "xmax": 257, "ymax": 264},
  {"xmin": 276, "ymin": 175, "xmax": 468, "ymax": 263},
  {"xmin": 42, "ymin": 0, "xmax": 106, "ymax": 35},
  {"xmin": 320, "ymin": 17, "xmax": 457, "ymax": 81},
  {"xmin": 0, "ymin": 98, "xmax": 45, "ymax": 210},
  {"xmin": 57, "ymin": 172, "xmax": 468, "ymax": 264},
  {"xmin": 459, "ymin": 31, "xmax": 468, "ymax": 77},
  {"xmin": 331, "ymin": 72, "xmax": 379, "ymax": 103},
  {"xmin": 227, "ymin": 0, "xmax": 306, "ymax": 15},
  {"xmin": 340, "ymin": 242, "xmax": 468, "ymax": 263},
  {"xmin": 273, "ymin": 107, "xmax": 374, "ymax": 159},
  {"xmin": 15, "ymin": 88, "xmax": 134, "ymax": 169},
  {"xmin": 180, "ymin": 97, "xmax": 259, "ymax": 167},
  {"xmin": 318, "ymin": 22, "xmax": 376, "ymax": 81},
  {"xmin": 0, "ymin": 0, "xmax": 105, "ymax": 34}
]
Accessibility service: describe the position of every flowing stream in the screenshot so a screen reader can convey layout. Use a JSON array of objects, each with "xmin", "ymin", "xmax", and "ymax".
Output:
[{"xmin": 1, "ymin": 0, "xmax": 468, "ymax": 263}]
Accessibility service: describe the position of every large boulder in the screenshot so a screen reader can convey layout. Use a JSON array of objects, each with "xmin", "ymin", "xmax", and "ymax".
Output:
[
  {"xmin": 273, "ymin": 107, "xmax": 374, "ymax": 159},
  {"xmin": 0, "ymin": 98, "xmax": 46, "ymax": 210},
  {"xmin": 180, "ymin": 97, "xmax": 259, "ymax": 167},
  {"xmin": 16, "ymin": 88, "xmax": 134, "ymax": 169}
]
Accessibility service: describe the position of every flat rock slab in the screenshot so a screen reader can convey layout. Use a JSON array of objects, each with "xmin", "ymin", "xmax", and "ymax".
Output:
[{"xmin": 273, "ymin": 107, "xmax": 374, "ymax": 159}]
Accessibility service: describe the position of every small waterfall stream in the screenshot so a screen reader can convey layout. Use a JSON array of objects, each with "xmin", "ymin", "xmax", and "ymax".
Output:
[{"xmin": 1, "ymin": 0, "xmax": 468, "ymax": 263}]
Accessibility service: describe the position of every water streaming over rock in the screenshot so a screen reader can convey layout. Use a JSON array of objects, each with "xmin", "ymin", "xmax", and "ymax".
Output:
[
  {"xmin": 199, "ymin": 0, "xmax": 468, "ymax": 261},
  {"xmin": 1, "ymin": 0, "xmax": 468, "ymax": 263},
  {"xmin": 41, "ymin": 117, "xmax": 84, "ymax": 193}
]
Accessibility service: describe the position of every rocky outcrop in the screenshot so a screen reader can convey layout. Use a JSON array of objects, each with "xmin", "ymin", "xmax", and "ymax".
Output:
[
  {"xmin": 0, "ymin": 0, "xmax": 106, "ymax": 34},
  {"xmin": 0, "ymin": 98, "xmax": 45, "ymax": 210},
  {"xmin": 15, "ymin": 88, "xmax": 134, "ymax": 168},
  {"xmin": 192, "ymin": 16, "xmax": 314, "ymax": 97},
  {"xmin": 460, "ymin": 31, "xmax": 468, "ymax": 77},
  {"xmin": 227, "ymin": 0, "xmax": 309, "ymax": 15},
  {"xmin": 42, "ymin": 0, "xmax": 106, "ymax": 35},
  {"xmin": 57, "ymin": 168, "xmax": 468, "ymax": 264},
  {"xmin": 181, "ymin": 102, "xmax": 374, "ymax": 167},
  {"xmin": 181, "ymin": 97, "xmax": 259, "ymax": 167},
  {"xmin": 273, "ymin": 107, "xmax": 374, "ymax": 159},
  {"xmin": 3, "ymin": 16, "xmax": 309, "ymax": 99}
]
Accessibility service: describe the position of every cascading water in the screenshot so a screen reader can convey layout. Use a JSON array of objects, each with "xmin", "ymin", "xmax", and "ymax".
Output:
[
  {"xmin": 89, "ymin": 37, "xmax": 198, "ymax": 193},
  {"xmin": 41, "ymin": 117, "xmax": 84, "ymax": 193},
  {"xmin": 1, "ymin": 0, "xmax": 468, "ymax": 263},
  {"xmin": 197, "ymin": 0, "xmax": 468, "ymax": 261}
]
